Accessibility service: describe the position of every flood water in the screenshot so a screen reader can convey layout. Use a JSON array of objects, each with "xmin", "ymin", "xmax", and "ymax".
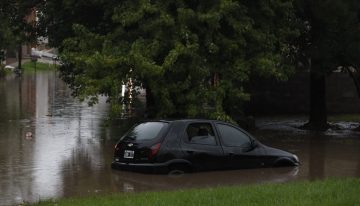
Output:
[{"xmin": 0, "ymin": 71, "xmax": 359, "ymax": 206}]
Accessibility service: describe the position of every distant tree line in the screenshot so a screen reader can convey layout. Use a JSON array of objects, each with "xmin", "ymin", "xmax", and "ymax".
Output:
[{"xmin": 1, "ymin": 0, "xmax": 359, "ymax": 130}]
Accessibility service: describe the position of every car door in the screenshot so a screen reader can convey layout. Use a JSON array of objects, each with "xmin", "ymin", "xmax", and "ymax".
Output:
[
  {"xmin": 215, "ymin": 123, "xmax": 265, "ymax": 169},
  {"xmin": 180, "ymin": 122, "xmax": 224, "ymax": 171}
]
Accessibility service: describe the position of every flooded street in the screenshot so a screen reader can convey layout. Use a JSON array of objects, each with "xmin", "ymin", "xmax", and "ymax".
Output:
[{"xmin": 0, "ymin": 71, "xmax": 359, "ymax": 206}]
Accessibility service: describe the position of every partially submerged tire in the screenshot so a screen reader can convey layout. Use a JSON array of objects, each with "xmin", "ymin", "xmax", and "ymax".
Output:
[{"xmin": 168, "ymin": 164, "xmax": 192, "ymax": 176}]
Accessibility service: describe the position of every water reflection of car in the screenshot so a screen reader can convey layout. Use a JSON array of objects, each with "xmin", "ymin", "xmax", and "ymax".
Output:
[
  {"xmin": 111, "ymin": 167, "xmax": 299, "ymax": 192},
  {"xmin": 111, "ymin": 119, "xmax": 299, "ymax": 174}
]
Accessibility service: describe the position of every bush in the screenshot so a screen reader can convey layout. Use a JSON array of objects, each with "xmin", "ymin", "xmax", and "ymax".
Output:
[{"xmin": 0, "ymin": 65, "xmax": 6, "ymax": 77}]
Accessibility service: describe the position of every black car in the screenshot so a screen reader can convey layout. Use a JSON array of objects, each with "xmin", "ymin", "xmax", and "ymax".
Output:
[{"xmin": 111, "ymin": 119, "xmax": 299, "ymax": 173}]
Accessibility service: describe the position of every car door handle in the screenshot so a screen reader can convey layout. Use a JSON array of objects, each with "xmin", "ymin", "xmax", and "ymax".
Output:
[
  {"xmin": 229, "ymin": 153, "xmax": 234, "ymax": 156},
  {"xmin": 186, "ymin": 151, "xmax": 194, "ymax": 154}
]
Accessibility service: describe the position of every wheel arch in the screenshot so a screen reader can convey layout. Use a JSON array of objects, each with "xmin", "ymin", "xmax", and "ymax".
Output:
[
  {"xmin": 166, "ymin": 159, "xmax": 193, "ymax": 173},
  {"xmin": 273, "ymin": 157, "xmax": 297, "ymax": 167}
]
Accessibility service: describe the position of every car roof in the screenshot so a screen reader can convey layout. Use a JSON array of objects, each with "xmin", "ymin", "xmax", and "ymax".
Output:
[{"xmin": 143, "ymin": 119, "xmax": 227, "ymax": 124}]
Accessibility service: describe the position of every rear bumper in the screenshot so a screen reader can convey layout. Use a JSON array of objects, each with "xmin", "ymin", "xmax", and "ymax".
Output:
[{"xmin": 111, "ymin": 161, "xmax": 169, "ymax": 174}]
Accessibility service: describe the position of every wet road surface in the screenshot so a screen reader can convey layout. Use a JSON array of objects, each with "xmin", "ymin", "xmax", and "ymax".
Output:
[{"xmin": 0, "ymin": 71, "xmax": 359, "ymax": 205}]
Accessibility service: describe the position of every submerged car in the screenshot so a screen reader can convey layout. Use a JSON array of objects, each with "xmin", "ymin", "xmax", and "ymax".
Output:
[{"xmin": 111, "ymin": 119, "xmax": 299, "ymax": 173}]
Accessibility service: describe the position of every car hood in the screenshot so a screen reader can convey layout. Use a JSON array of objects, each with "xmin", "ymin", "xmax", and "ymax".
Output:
[{"xmin": 262, "ymin": 145, "xmax": 294, "ymax": 157}]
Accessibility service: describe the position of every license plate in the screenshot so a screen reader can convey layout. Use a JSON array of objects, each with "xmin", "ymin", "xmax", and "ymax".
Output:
[{"xmin": 124, "ymin": 150, "xmax": 134, "ymax": 159}]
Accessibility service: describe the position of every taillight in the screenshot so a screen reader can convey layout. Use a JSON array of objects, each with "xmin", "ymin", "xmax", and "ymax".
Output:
[{"xmin": 149, "ymin": 143, "xmax": 161, "ymax": 159}]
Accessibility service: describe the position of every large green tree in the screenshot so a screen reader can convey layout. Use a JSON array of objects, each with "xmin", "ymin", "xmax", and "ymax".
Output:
[
  {"xmin": 54, "ymin": 0, "xmax": 298, "ymax": 119},
  {"xmin": 295, "ymin": 0, "xmax": 360, "ymax": 130}
]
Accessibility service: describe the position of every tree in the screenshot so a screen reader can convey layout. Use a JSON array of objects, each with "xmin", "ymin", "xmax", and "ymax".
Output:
[
  {"xmin": 53, "ymin": 0, "xmax": 298, "ymax": 119},
  {"xmin": 37, "ymin": 0, "xmax": 118, "ymax": 48},
  {"xmin": 345, "ymin": 68, "xmax": 360, "ymax": 130},
  {"xmin": 295, "ymin": 0, "xmax": 360, "ymax": 130},
  {"xmin": 0, "ymin": 0, "xmax": 41, "ymax": 69},
  {"xmin": 0, "ymin": 1, "xmax": 15, "ymax": 50}
]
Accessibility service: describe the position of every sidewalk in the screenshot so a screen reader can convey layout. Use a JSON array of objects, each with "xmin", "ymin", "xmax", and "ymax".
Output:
[
  {"xmin": 8, "ymin": 57, "xmax": 59, "ymax": 68},
  {"xmin": 9, "ymin": 58, "xmax": 30, "ymax": 67}
]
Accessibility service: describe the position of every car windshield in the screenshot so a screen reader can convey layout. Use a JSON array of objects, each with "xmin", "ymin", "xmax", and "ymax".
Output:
[{"xmin": 122, "ymin": 122, "xmax": 168, "ymax": 141}]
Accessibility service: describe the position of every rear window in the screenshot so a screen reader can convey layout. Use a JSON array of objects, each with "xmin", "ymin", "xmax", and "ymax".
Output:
[{"xmin": 122, "ymin": 122, "xmax": 168, "ymax": 141}]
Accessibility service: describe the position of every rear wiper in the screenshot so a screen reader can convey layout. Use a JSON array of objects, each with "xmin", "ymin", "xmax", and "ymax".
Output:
[{"xmin": 123, "ymin": 136, "xmax": 135, "ymax": 141}]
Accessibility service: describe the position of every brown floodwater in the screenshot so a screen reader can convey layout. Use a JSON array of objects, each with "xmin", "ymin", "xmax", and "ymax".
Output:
[{"xmin": 0, "ymin": 71, "xmax": 359, "ymax": 206}]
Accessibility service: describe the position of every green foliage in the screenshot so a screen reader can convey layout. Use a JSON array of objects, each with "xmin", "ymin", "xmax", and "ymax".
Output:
[
  {"xmin": 294, "ymin": 0, "xmax": 360, "ymax": 128},
  {"xmin": 295, "ymin": 0, "xmax": 360, "ymax": 71},
  {"xmin": 0, "ymin": 65, "xmax": 6, "ymax": 77},
  {"xmin": 0, "ymin": 22, "xmax": 12, "ymax": 49},
  {"xmin": 0, "ymin": 2, "xmax": 14, "ymax": 49},
  {"xmin": 0, "ymin": 0, "xmax": 41, "ymax": 57},
  {"xmin": 37, "ymin": 0, "xmax": 119, "ymax": 48},
  {"xmin": 56, "ymin": 0, "xmax": 298, "ymax": 119}
]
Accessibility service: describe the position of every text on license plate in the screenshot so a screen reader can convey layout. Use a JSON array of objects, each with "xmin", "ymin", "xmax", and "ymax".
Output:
[{"xmin": 124, "ymin": 150, "xmax": 134, "ymax": 159}]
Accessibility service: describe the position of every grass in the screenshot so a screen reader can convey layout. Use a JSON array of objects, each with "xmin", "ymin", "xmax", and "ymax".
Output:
[
  {"xmin": 27, "ymin": 178, "xmax": 360, "ymax": 206},
  {"xmin": 0, "ymin": 65, "xmax": 13, "ymax": 77},
  {"xmin": 257, "ymin": 114, "xmax": 360, "ymax": 123},
  {"xmin": 22, "ymin": 61, "xmax": 56, "ymax": 72},
  {"xmin": 328, "ymin": 114, "xmax": 360, "ymax": 122}
]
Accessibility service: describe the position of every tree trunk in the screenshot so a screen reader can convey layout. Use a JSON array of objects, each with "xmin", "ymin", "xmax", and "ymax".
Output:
[
  {"xmin": 18, "ymin": 45, "xmax": 22, "ymax": 71},
  {"xmin": 145, "ymin": 86, "xmax": 156, "ymax": 118},
  {"xmin": 346, "ymin": 67, "xmax": 360, "ymax": 131},
  {"xmin": 346, "ymin": 67, "xmax": 360, "ymax": 98},
  {"xmin": 305, "ymin": 61, "xmax": 329, "ymax": 130}
]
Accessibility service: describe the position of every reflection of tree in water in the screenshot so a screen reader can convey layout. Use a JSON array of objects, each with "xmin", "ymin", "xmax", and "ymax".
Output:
[
  {"xmin": 308, "ymin": 135, "xmax": 328, "ymax": 180},
  {"xmin": 49, "ymin": 77, "xmax": 118, "ymax": 198},
  {"xmin": 59, "ymin": 108, "xmax": 121, "ymax": 198},
  {"xmin": 0, "ymin": 74, "xmax": 38, "ymax": 204},
  {"xmin": 59, "ymin": 142, "xmax": 117, "ymax": 198}
]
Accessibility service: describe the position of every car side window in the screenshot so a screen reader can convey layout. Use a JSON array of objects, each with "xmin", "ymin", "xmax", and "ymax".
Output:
[
  {"xmin": 216, "ymin": 124, "xmax": 251, "ymax": 147},
  {"xmin": 186, "ymin": 123, "xmax": 216, "ymax": 145}
]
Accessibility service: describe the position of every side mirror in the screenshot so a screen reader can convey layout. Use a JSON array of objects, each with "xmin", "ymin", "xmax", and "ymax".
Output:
[
  {"xmin": 251, "ymin": 139, "xmax": 258, "ymax": 148},
  {"xmin": 243, "ymin": 139, "xmax": 258, "ymax": 152}
]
